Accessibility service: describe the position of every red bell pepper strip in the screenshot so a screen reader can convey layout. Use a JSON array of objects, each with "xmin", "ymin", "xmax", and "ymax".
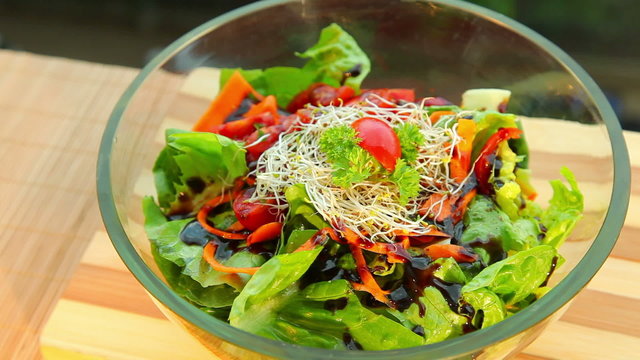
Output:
[
  {"xmin": 246, "ymin": 222, "xmax": 283, "ymax": 245},
  {"xmin": 424, "ymin": 244, "xmax": 478, "ymax": 263},
  {"xmin": 449, "ymin": 119, "xmax": 476, "ymax": 183},
  {"xmin": 193, "ymin": 71, "xmax": 263, "ymax": 132},
  {"xmin": 203, "ymin": 242, "xmax": 260, "ymax": 275},
  {"xmin": 474, "ymin": 127, "xmax": 522, "ymax": 194}
]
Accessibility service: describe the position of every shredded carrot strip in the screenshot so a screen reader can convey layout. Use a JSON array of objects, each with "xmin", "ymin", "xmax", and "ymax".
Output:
[
  {"xmin": 424, "ymin": 244, "xmax": 478, "ymax": 263},
  {"xmin": 294, "ymin": 227, "xmax": 338, "ymax": 252},
  {"xmin": 197, "ymin": 180, "xmax": 248, "ymax": 240},
  {"xmin": 193, "ymin": 71, "xmax": 264, "ymax": 132},
  {"xmin": 203, "ymin": 243, "xmax": 260, "ymax": 275},
  {"xmin": 246, "ymin": 222, "xmax": 283, "ymax": 245},
  {"xmin": 429, "ymin": 110, "xmax": 456, "ymax": 124},
  {"xmin": 452, "ymin": 189, "xmax": 476, "ymax": 223},
  {"xmin": 349, "ymin": 245, "xmax": 392, "ymax": 306},
  {"xmin": 244, "ymin": 95, "xmax": 279, "ymax": 123},
  {"xmin": 341, "ymin": 228, "xmax": 409, "ymax": 263},
  {"xmin": 226, "ymin": 221, "xmax": 245, "ymax": 232}
]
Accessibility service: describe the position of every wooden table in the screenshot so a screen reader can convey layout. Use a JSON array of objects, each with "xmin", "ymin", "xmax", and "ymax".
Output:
[{"xmin": 1, "ymin": 50, "xmax": 638, "ymax": 359}]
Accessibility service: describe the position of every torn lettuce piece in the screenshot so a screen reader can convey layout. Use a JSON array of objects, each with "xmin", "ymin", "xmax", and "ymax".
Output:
[
  {"xmin": 297, "ymin": 23, "xmax": 371, "ymax": 92},
  {"xmin": 219, "ymin": 23, "xmax": 371, "ymax": 108},
  {"xmin": 461, "ymin": 245, "xmax": 561, "ymax": 306},
  {"xmin": 151, "ymin": 243, "xmax": 238, "ymax": 309},
  {"xmin": 143, "ymin": 197, "xmax": 264, "ymax": 292},
  {"xmin": 153, "ymin": 130, "xmax": 248, "ymax": 215},
  {"xmin": 284, "ymin": 184, "xmax": 330, "ymax": 230},
  {"xmin": 461, "ymin": 196, "xmax": 540, "ymax": 261},
  {"xmin": 233, "ymin": 275, "xmax": 423, "ymax": 350},
  {"xmin": 461, "ymin": 288, "xmax": 506, "ymax": 329},
  {"xmin": 389, "ymin": 287, "xmax": 468, "ymax": 344},
  {"xmin": 541, "ymin": 167, "xmax": 584, "ymax": 249}
]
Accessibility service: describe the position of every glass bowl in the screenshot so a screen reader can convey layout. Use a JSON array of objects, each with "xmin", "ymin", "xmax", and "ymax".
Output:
[{"xmin": 97, "ymin": 0, "xmax": 630, "ymax": 358}]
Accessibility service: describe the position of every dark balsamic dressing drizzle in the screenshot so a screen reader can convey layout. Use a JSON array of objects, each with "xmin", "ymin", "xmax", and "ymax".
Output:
[
  {"xmin": 541, "ymin": 256, "xmax": 559, "ymax": 287},
  {"xmin": 179, "ymin": 220, "xmax": 219, "ymax": 246},
  {"xmin": 323, "ymin": 298, "xmax": 348, "ymax": 314},
  {"xmin": 342, "ymin": 332, "xmax": 363, "ymax": 350}
]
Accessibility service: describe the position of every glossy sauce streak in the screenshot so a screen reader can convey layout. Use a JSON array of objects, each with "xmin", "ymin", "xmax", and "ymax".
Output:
[
  {"xmin": 541, "ymin": 256, "xmax": 559, "ymax": 287},
  {"xmin": 186, "ymin": 177, "xmax": 206, "ymax": 194},
  {"xmin": 323, "ymin": 298, "xmax": 348, "ymax": 314},
  {"xmin": 179, "ymin": 220, "xmax": 219, "ymax": 246},
  {"xmin": 466, "ymin": 237, "xmax": 506, "ymax": 264},
  {"xmin": 342, "ymin": 332, "xmax": 363, "ymax": 350}
]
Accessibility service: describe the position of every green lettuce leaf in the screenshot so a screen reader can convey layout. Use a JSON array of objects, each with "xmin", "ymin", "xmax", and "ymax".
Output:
[
  {"xmin": 220, "ymin": 24, "xmax": 370, "ymax": 108},
  {"xmin": 433, "ymin": 257, "xmax": 468, "ymax": 284},
  {"xmin": 461, "ymin": 245, "xmax": 561, "ymax": 305},
  {"xmin": 230, "ymin": 247, "xmax": 323, "ymax": 325},
  {"xmin": 150, "ymin": 243, "xmax": 237, "ymax": 309},
  {"xmin": 541, "ymin": 167, "xmax": 584, "ymax": 248},
  {"xmin": 153, "ymin": 130, "xmax": 248, "ymax": 214},
  {"xmin": 284, "ymin": 184, "xmax": 330, "ymax": 230},
  {"xmin": 461, "ymin": 288, "xmax": 506, "ymax": 329},
  {"xmin": 389, "ymin": 287, "xmax": 468, "ymax": 344},
  {"xmin": 283, "ymin": 229, "xmax": 318, "ymax": 254},
  {"xmin": 297, "ymin": 23, "xmax": 370, "ymax": 91},
  {"xmin": 233, "ymin": 276, "xmax": 423, "ymax": 350},
  {"xmin": 143, "ymin": 197, "xmax": 264, "ymax": 289},
  {"xmin": 461, "ymin": 196, "xmax": 540, "ymax": 260}
]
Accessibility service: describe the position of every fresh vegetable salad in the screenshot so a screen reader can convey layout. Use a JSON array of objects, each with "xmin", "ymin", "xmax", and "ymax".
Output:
[{"xmin": 143, "ymin": 24, "xmax": 584, "ymax": 350}]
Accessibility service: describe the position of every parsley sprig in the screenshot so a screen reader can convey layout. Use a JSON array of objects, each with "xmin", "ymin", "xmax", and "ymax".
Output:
[{"xmin": 319, "ymin": 125, "xmax": 421, "ymax": 204}]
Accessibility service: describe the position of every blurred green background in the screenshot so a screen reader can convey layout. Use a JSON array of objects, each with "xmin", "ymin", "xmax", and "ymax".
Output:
[{"xmin": 1, "ymin": 0, "xmax": 637, "ymax": 129}]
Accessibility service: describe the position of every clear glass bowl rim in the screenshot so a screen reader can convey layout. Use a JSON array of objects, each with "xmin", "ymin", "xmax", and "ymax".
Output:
[{"xmin": 96, "ymin": 0, "xmax": 631, "ymax": 358}]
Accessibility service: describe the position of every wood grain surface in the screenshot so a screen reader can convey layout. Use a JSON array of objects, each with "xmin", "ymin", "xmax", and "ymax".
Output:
[{"xmin": 0, "ymin": 50, "xmax": 638, "ymax": 359}]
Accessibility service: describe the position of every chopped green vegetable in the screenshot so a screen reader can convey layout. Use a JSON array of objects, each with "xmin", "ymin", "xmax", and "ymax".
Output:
[
  {"xmin": 390, "ymin": 159, "xmax": 421, "ymax": 205},
  {"xmin": 394, "ymin": 123, "xmax": 426, "ymax": 162},
  {"xmin": 297, "ymin": 23, "xmax": 371, "ymax": 91},
  {"xmin": 461, "ymin": 245, "xmax": 561, "ymax": 305},
  {"xmin": 153, "ymin": 130, "xmax": 248, "ymax": 214},
  {"xmin": 389, "ymin": 287, "xmax": 467, "ymax": 344},
  {"xmin": 541, "ymin": 167, "xmax": 584, "ymax": 248}
]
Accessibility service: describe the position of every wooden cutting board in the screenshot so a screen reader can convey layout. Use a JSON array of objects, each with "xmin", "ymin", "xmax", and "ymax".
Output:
[
  {"xmin": 38, "ymin": 65, "xmax": 640, "ymax": 359},
  {"xmin": 1, "ymin": 49, "xmax": 634, "ymax": 359}
]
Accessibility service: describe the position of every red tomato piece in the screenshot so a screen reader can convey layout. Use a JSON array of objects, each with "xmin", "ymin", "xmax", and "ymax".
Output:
[
  {"xmin": 217, "ymin": 113, "xmax": 276, "ymax": 140},
  {"xmin": 287, "ymin": 83, "xmax": 356, "ymax": 112},
  {"xmin": 244, "ymin": 124, "xmax": 286, "ymax": 158},
  {"xmin": 351, "ymin": 117, "xmax": 402, "ymax": 171},
  {"xmin": 232, "ymin": 188, "xmax": 281, "ymax": 231},
  {"xmin": 346, "ymin": 88, "xmax": 415, "ymax": 107},
  {"xmin": 420, "ymin": 96, "xmax": 452, "ymax": 106}
]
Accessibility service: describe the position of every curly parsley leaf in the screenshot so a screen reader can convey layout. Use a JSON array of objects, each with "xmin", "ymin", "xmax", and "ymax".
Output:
[
  {"xmin": 332, "ymin": 147, "xmax": 376, "ymax": 187},
  {"xmin": 319, "ymin": 125, "xmax": 361, "ymax": 163},
  {"xmin": 394, "ymin": 123, "xmax": 425, "ymax": 163},
  {"xmin": 390, "ymin": 159, "xmax": 421, "ymax": 205}
]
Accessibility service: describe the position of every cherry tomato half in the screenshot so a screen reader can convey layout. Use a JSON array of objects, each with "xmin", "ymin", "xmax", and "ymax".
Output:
[
  {"xmin": 351, "ymin": 117, "xmax": 401, "ymax": 171},
  {"xmin": 232, "ymin": 188, "xmax": 281, "ymax": 231}
]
